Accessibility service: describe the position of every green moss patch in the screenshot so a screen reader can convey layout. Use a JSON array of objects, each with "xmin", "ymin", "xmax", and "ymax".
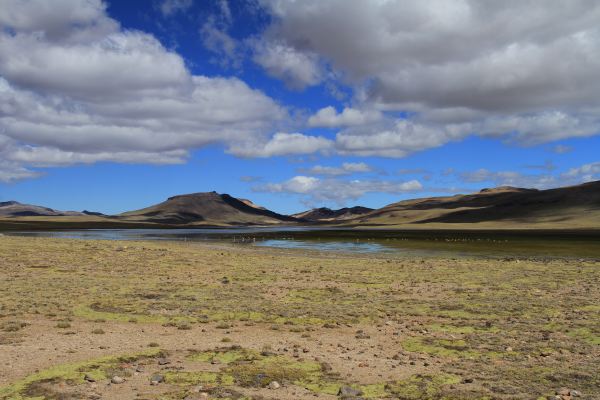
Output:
[{"xmin": 0, "ymin": 348, "xmax": 162, "ymax": 400}]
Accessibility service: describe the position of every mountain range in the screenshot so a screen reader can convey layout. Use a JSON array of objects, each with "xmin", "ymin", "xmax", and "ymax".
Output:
[{"xmin": 1, "ymin": 180, "xmax": 599, "ymax": 230}]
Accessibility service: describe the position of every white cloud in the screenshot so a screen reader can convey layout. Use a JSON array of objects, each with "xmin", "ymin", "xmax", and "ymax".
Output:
[
  {"xmin": 308, "ymin": 106, "xmax": 382, "ymax": 128},
  {"xmin": 303, "ymin": 162, "xmax": 372, "ymax": 176},
  {"xmin": 256, "ymin": 175, "xmax": 422, "ymax": 205},
  {"xmin": 0, "ymin": 0, "xmax": 117, "ymax": 41},
  {"xmin": 264, "ymin": 176, "xmax": 320, "ymax": 194},
  {"xmin": 0, "ymin": 0, "xmax": 289, "ymax": 180},
  {"xmin": 335, "ymin": 119, "xmax": 464, "ymax": 157},
  {"xmin": 0, "ymin": 160, "xmax": 43, "ymax": 183},
  {"xmin": 562, "ymin": 162, "xmax": 600, "ymax": 182},
  {"xmin": 159, "ymin": 0, "xmax": 192, "ymax": 17},
  {"xmin": 227, "ymin": 132, "xmax": 333, "ymax": 158},
  {"xmin": 258, "ymin": 0, "xmax": 600, "ymax": 153},
  {"xmin": 252, "ymin": 40, "xmax": 323, "ymax": 89}
]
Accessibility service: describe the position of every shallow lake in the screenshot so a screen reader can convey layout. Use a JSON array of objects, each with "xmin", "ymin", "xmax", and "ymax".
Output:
[{"xmin": 4, "ymin": 227, "xmax": 600, "ymax": 258}]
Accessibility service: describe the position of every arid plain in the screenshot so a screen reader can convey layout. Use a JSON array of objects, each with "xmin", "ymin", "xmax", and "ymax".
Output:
[{"xmin": 1, "ymin": 236, "xmax": 598, "ymax": 400}]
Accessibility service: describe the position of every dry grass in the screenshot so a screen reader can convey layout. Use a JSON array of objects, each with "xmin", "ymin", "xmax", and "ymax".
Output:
[{"xmin": 0, "ymin": 236, "xmax": 598, "ymax": 399}]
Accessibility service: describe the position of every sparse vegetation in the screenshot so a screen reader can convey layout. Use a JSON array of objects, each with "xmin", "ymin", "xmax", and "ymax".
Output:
[{"xmin": 0, "ymin": 236, "xmax": 598, "ymax": 399}]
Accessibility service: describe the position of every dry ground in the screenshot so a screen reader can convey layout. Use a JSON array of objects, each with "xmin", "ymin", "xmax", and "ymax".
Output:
[{"xmin": 0, "ymin": 236, "xmax": 598, "ymax": 400}]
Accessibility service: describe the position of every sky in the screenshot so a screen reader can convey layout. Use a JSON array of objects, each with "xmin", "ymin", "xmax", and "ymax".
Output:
[{"xmin": 1, "ymin": 0, "xmax": 600, "ymax": 215}]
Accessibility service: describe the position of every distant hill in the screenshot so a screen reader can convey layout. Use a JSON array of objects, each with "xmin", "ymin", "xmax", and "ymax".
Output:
[
  {"xmin": 0, "ymin": 201, "xmax": 85, "ymax": 217},
  {"xmin": 345, "ymin": 181, "xmax": 600, "ymax": 228},
  {"xmin": 292, "ymin": 206, "xmax": 374, "ymax": 221},
  {"xmin": 119, "ymin": 191, "xmax": 298, "ymax": 225},
  {"xmin": 2, "ymin": 181, "xmax": 599, "ymax": 230}
]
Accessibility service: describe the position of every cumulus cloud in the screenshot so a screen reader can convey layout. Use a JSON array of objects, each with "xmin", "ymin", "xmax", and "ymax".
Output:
[
  {"xmin": 256, "ymin": 175, "xmax": 422, "ymax": 205},
  {"xmin": 227, "ymin": 132, "xmax": 333, "ymax": 158},
  {"xmin": 302, "ymin": 162, "xmax": 372, "ymax": 176},
  {"xmin": 0, "ymin": 0, "xmax": 290, "ymax": 181},
  {"xmin": 252, "ymin": 40, "xmax": 323, "ymax": 89},
  {"xmin": 258, "ymin": 0, "xmax": 600, "ymax": 155},
  {"xmin": 335, "ymin": 119, "xmax": 465, "ymax": 157},
  {"xmin": 308, "ymin": 106, "xmax": 382, "ymax": 128}
]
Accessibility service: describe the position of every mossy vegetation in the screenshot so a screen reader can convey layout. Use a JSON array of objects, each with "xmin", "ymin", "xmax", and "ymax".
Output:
[
  {"xmin": 0, "ymin": 349, "xmax": 162, "ymax": 400},
  {"xmin": 0, "ymin": 236, "xmax": 599, "ymax": 399}
]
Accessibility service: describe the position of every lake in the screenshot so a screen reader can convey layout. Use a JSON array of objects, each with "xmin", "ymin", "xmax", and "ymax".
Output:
[{"xmin": 4, "ymin": 227, "xmax": 600, "ymax": 258}]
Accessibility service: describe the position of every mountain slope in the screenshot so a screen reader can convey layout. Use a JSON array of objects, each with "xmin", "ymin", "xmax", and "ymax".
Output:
[
  {"xmin": 0, "ymin": 201, "xmax": 85, "ymax": 217},
  {"xmin": 345, "ymin": 181, "xmax": 600, "ymax": 228},
  {"xmin": 292, "ymin": 206, "xmax": 374, "ymax": 221},
  {"xmin": 120, "ymin": 191, "xmax": 298, "ymax": 225}
]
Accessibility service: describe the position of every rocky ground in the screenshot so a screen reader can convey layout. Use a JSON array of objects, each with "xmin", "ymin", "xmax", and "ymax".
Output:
[{"xmin": 0, "ymin": 236, "xmax": 598, "ymax": 399}]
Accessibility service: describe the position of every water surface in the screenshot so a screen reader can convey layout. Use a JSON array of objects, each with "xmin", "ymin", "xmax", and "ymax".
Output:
[{"xmin": 5, "ymin": 227, "xmax": 600, "ymax": 258}]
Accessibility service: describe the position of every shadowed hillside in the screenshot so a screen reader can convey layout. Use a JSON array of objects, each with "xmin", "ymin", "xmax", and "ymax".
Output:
[
  {"xmin": 292, "ymin": 206, "xmax": 374, "ymax": 221},
  {"xmin": 346, "ymin": 181, "xmax": 600, "ymax": 228},
  {"xmin": 0, "ymin": 201, "xmax": 85, "ymax": 217},
  {"xmin": 120, "ymin": 191, "xmax": 298, "ymax": 225}
]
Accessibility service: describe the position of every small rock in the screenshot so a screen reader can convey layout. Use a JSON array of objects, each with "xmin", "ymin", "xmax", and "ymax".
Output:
[
  {"xmin": 462, "ymin": 378, "xmax": 474, "ymax": 384},
  {"xmin": 136, "ymin": 365, "xmax": 144, "ymax": 373},
  {"xmin": 570, "ymin": 390, "xmax": 582, "ymax": 397},
  {"xmin": 111, "ymin": 376, "xmax": 125, "ymax": 384},
  {"xmin": 158, "ymin": 358, "xmax": 170, "ymax": 365},
  {"xmin": 84, "ymin": 374, "xmax": 96, "ymax": 382},
  {"xmin": 268, "ymin": 380, "xmax": 281, "ymax": 389},
  {"xmin": 338, "ymin": 385, "xmax": 363, "ymax": 398},
  {"xmin": 150, "ymin": 374, "xmax": 164, "ymax": 385}
]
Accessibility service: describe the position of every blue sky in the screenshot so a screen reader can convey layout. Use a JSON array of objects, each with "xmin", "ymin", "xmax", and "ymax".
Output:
[{"xmin": 1, "ymin": 0, "xmax": 599, "ymax": 214}]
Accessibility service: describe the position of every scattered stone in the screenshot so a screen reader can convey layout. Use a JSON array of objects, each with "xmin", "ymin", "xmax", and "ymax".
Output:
[
  {"xmin": 268, "ymin": 380, "xmax": 281, "ymax": 389},
  {"xmin": 462, "ymin": 378, "xmax": 474, "ymax": 384},
  {"xmin": 338, "ymin": 385, "xmax": 363, "ymax": 398},
  {"xmin": 111, "ymin": 376, "xmax": 125, "ymax": 384},
  {"xmin": 158, "ymin": 358, "xmax": 171, "ymax": 365},
  {"xmin": 355, "ymin": 330, "xmax": 370, "ymax": 339},
  {"xmin": 571, "ymin": 390, "xmax": 582, "ymax": 397},
  {"xmin": 150, "ymin": 374, "xmax": 164, "ymax": 385},
  {"xmin": 84, "ymin": 374, "xmax": 96, "ymax": 382}
]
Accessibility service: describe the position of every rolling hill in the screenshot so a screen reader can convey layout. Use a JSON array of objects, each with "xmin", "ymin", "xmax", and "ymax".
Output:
[
  {"xmin": 0, "ymin": 201, "xmax": 86, "ymax": 217},
  {"xmin": 2, "ymin": 181, "xmax": 599, "ymax": 230},
  {"xmin": 292, "ymin": 206, "xmax": 374, "ymax": 221},
  {"xmin": 344, "ymin": 181, "xmax": 600, "ymax": 228},
  {"xmin": 119, "ymin": 191, "xmax": 298, "ymax": 225}
]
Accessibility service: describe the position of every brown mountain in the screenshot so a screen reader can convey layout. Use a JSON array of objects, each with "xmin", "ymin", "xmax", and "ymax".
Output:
[
  {"xmin": 292, "ymin": 206, "xmax": 374, "ymax": 221},
  {"xmin": 345, "ymin": 181, "xmax": 600, "ymax": 228},
  {"xmin": 0, "ymin": 201, "xmax": 85, "ymax": 217},
  {"xmin": 119, "ymin": 191, "xmax": 298, "ymax": 225}
]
